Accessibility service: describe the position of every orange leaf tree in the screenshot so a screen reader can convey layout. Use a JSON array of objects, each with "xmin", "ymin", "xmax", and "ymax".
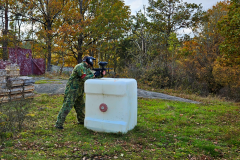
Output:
[
  {"xmin": 211, "ymin": 0, "xmax": 240, "ymax": 99},
  {"xmin": 145, "ymin": 0, "xmax": 204, "ymax": 87},
  {"xmin": 218, "ymin": 0, "xmax": 240, "ymax": 67},
  {"xmin": 179, "ymin": 1, "xmax": 230, "ymax": 94},
  {"xmin": 14, "ymin": 0, "xmax": 69, "ymax": 71},
  {"xmin": 55, "ymin": 0, "xmax": 131, "ymax": 67}
]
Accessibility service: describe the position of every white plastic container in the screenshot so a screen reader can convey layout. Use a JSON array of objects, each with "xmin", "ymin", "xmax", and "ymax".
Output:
[{"xmin": 84, "ymin": 78, "xmax": 137, "ymax": 133}]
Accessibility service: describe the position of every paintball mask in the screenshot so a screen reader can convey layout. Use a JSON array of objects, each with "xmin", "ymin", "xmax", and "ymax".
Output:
[{"xmin": 83, "ymin": 56, "xmax": 96, "ymax": 67}]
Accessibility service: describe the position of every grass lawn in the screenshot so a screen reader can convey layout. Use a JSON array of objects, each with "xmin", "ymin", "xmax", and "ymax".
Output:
[
  {"xmin": 35, "ymin": 80, "xmax": 62, "ymax": 84},
  {"xmin": 0, "ymin": 94, "xmax": 239, "ymax": 159}
]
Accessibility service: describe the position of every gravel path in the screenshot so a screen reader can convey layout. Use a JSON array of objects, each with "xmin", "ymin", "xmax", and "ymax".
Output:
[
  {"xmin": 33, "ymin": 79, "xmax": 200, "ymax": 104},
  {"xmin": 137, "ymin": 89, "xmax": 200, "ymax": 104}
]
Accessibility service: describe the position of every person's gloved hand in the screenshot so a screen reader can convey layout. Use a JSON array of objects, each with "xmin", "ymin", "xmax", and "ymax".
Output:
[
  {"xmin": 94, "ymin": 71, "xmax": 101, "ymax": 77},
  {"xmin": 102, "ymin": 70, "xmax": 106, "ymax": 76}
]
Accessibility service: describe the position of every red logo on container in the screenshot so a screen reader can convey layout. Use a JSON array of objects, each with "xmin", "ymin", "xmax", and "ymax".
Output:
[{"xmin": 99, "ymin": 103, "xmax": 108, "ymax": 112}]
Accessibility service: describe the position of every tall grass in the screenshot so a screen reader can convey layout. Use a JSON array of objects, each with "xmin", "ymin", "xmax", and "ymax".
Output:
[{"xmin": 0, "ymin": 99, "xmax": 33, "ymax": 142}]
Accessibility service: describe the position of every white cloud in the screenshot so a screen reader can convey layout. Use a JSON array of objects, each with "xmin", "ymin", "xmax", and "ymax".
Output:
[
  {"xmin": 124, "ymin": 0, "xmax": 148, "ymax": 15},
  {"xmin": 124, "ymin": 0, "xmax": 220, "ymax": 15},
  {"xmin": 177, "ymin": 28, "xmax": 192, "ymax": 35}
]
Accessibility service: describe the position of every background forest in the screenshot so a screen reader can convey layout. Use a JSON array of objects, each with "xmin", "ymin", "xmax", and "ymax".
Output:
[{"xmin": 0, "ymin": 0, "xmax": 239, "ymax": 101}]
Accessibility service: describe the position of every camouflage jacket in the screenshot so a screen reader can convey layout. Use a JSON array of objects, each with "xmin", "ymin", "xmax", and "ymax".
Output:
[
  {"xmin": 64, "ymin": 62, "xmax": 94, "ymax": 92},
  {"xmin": 69, "ymin": 62, "xmax": 94, "ymax": 82}
]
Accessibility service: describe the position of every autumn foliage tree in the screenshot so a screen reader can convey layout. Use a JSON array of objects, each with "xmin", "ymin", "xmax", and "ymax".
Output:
[
  {"xmin": 218, "ymin": 0, "xmax": 240, "ymax": 67},
  {"xmin": 0, "ymin": 0, "xmax": 9, "ymax": 60},
  {"xmin": 0, "ymin": 0, "xmax": 28, "ymax": 60},
  {"xmin": 14, "ymin": 0, "xmax": 68, "ymax": 71},
  {"xmin": 212, "ymin": 0, "xmax": 240, "ymax": 99},
  {"xmin": 136, "ymin": 0, "xmax": 204, "ymax": 87},
  {"xmin": 179, "ymin": 1, "xmax": 230, "ymax": 94},
  {"xmin": 54, "ymin": 0, "xmax": 131, "ymax": 67}
]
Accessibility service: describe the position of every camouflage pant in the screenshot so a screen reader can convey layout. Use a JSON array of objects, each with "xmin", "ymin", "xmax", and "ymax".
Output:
[{"xmin": 55, "ymin": 81, "xmax": 85, "ymax": 127}]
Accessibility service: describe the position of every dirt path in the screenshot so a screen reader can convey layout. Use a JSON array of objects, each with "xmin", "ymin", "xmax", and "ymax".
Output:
[{"xmin": 33, "ymin": 79, "xmax": 200, "ymax": 104}]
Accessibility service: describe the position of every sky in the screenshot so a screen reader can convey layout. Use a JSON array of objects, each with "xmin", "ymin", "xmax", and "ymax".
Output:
[{"xmin": 124, "ymin": 0, "xmax": 221, "ymax": 15}]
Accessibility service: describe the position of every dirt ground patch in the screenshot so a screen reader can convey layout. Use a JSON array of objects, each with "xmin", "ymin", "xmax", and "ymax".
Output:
[{"xmin": 33, "ymin": 78, "xmax": 200, "ymax": 104}]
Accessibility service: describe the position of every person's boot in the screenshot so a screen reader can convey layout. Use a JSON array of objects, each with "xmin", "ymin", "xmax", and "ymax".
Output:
[
  {"xmin": 77, "ymin": 121, "xmax": 84, "ymax": 125},
  {"xmin": 55, "ymin": 125, "xmax": 64, "ymax": 129}
]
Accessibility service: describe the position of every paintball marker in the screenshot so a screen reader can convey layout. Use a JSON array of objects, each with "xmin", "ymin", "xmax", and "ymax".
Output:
[{"xmin": 92, "ymin": 61, "xmax": 113, "ymax": 77}]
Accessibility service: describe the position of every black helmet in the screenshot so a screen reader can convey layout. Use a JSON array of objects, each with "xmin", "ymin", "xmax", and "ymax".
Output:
[{"xmin": 83, "ymin": 56, "xmax": 96, "ymax": 66}]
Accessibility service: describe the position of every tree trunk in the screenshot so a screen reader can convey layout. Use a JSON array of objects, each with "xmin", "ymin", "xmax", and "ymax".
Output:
[
  {"xmin": 2, "ymin": 0, "xmax": 9, "ymax": 61},
  {"xmin": 77, "ymin": 35, "xmax": 83, "ymax": 63},
  {"xmin": 60, "ymin": 51, "xmax": 65, "ymax": 75},
  {"xmin": 77, "ymin": 0, "xmax": 84, "ymax": 64},
  {"xmin": 47, "ymin": 41, "xmax": 52, "ymax": 71},
  {"xmin": 46, "ymin": 21, "xmax": 52, "ymax": 71}
]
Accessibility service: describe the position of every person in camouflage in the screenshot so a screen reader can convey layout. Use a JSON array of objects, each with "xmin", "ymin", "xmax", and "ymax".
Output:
[{"xmin": 55, "ymin": 56, "xmax": 105, "ymax": 129}]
